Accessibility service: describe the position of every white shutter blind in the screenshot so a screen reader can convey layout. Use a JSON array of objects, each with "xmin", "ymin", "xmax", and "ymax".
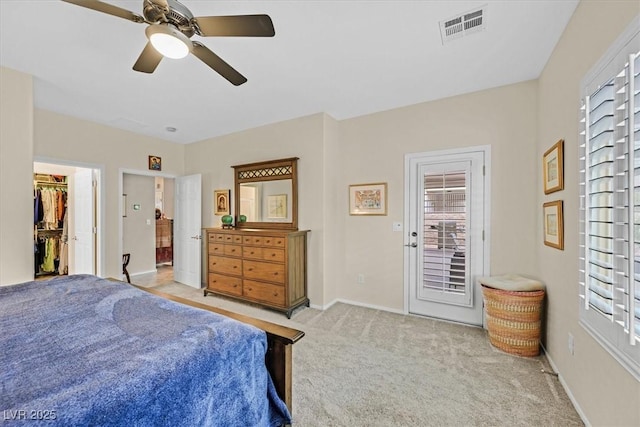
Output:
[
  {"xmin": 423, "ymin": 170, "xmax": 466, "ymax": 293},
  {"xmin": 630, "ymin": 53, "xmax": 640, "ymax": 340},
  {"xmin": 580, "ymin": 76, "xmax": 617, "ymax": 318},
  {"xmin": 579, "ymin": 41, "xmax": 640, "ymax": 378}
]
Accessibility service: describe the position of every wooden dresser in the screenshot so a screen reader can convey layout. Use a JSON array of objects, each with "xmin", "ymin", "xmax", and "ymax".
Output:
[{"xmin": 204, "ymin": 228, "xmax": 309, "ymax": 318}]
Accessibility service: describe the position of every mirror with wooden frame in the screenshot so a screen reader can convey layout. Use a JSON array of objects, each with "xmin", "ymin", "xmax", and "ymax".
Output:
[{"xmin": 232, "ymin": 157, "xmax": 298, "ymax": 230}]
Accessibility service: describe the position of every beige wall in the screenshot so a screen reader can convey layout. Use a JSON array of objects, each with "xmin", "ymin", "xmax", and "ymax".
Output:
[
  {"xmin": 537, "ymin": 1, "xmax": 640, "ymax": 426},
  {"xmin": 338, "ymin": 81, "xmax": 539, "ymax": 309},
  {"xmin": 0, "ymin": 68, "xmax": 34, "ymax": 285},
  {"xmin": 33, "ymin": 110, "xmax": 185, "ymax": 278},
  {"xmin": 184, "ymin": 113, "xmax": 326, "ymax": 304},
  {"xmin": 322, "ymin": 114, "xmax": 342, "ymax": 305}
]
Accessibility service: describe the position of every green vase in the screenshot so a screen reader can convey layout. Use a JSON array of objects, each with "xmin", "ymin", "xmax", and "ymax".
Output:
[{"xmin": 221, "ymin": 215, "xmax": 233, "ymax": 226}]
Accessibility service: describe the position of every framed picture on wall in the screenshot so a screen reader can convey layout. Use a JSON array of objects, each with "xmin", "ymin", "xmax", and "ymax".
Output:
[
  {"xmin": 349, "ymin": 182, "xmax": 387, "ymax": 215},
  {"xmin": 149, "ymin": 155, "xmax": 162, "ymax": 171},
  {"xmin": 543, "ymin": 139, "xmax": 564, "ymax": 194},
  {"xmin": 214, "ymin": 189, "xmax": 230, "ymax": 215},
  {"xmin": 543, "ymin": 200, "xmax": 564, "ymax": 250}
]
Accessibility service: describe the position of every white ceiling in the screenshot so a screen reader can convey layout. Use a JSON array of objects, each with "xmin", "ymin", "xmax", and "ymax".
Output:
[{"xmin": 0, "ymin": 0, "xmax": 579, "ymax": 144}]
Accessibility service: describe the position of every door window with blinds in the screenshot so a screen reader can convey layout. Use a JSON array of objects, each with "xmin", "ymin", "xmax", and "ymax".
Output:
[
  {"xmin": 418, "ymin": 162, "xmax": 473, "ymax": 308},
  {"xmin": 579, "ymin": 22, "xmax": 639, "ymax": 379},
  {"xmin": 422, "ymin": 171, "xmax": 467, "ymax": 297}
]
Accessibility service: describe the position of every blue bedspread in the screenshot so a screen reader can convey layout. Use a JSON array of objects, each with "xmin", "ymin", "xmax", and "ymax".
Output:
[{"xmin": 0, "ymin": 275, "xmax": 291, "ymax": 426}]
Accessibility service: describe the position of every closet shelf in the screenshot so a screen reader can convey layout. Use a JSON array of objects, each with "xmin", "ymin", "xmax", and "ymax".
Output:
[{"xmin": 35, "ymin": 181, "xmax": 67, "ymax": 187}]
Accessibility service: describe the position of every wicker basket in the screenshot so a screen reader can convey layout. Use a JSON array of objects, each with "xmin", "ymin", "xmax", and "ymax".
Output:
[{"xmin": 482, "ymin": 285, "xmax": 545, "ymax": 357}]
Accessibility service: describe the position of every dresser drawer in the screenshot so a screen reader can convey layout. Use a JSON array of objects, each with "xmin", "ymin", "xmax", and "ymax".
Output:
[
  {"xmin": 242, "ymin": 246, "xmax": 264, "ymax": 260},
  {"xmin": 243, "ymin": 260, "xmax": 285, "ymax": 284},
  {"xmin": 245, "ymin": 247, "xmax": 283, "ymax": 262},
  {"xmin": 223, "ymin": 244, "xmax": 242, "ymax": 257},
  {"xmin": 208, "ymin": 273, "xmax": 242, "ymax": 296},
  {"xmin": 262, "ymin": 248, "xmax": 284, "ymax": 263},
  {"xmin": 208, "ymin": 243, "xmax": 224, "ymax": 255},
  {"xmin": 262, "ymin": 236, "xmax": 285, "ymax": 248},
  {"xmin": 209, "ymin": 255, "xmax": 242, "ymax": 276},
  {"xmin": 243, "ymin": 279, "xmax": 285, "ymax": 306},
  {"xmin": 221, "ymin": 234, "xmax": 242, "ymax": 244},
  {"xmin": 243, "ymin": 235, "xmax": 267, "ymax": 246}
]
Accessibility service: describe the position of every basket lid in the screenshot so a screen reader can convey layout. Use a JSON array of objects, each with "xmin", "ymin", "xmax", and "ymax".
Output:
[{"xmin": 479, "ymin": 274, "xmax": 545, "ymax": 292}]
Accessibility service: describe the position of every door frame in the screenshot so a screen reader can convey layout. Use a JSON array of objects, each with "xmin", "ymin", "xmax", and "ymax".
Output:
[
  {"xmin": 34, "ymin": 156, "xmax": 104, "ymax": 277},
  {"xmin": 402, "ymin": 145, "xmax": 491, "ymax": 324}
]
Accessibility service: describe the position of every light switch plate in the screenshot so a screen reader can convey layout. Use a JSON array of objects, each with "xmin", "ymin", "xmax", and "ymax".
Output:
[{"xmin": 392, "ymin": 222, "xmax": 403, "ymax": 232}]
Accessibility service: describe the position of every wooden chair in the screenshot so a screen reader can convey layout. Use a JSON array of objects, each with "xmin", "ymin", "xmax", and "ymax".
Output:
[{"xmin": 122, "ymin": 253, "xmax": 131, "ymax": 283}]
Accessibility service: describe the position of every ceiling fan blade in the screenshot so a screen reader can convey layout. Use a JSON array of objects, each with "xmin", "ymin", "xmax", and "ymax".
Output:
[
  {"xmin": 133, "ymin": 43, "xmax": 163, "ymax": 73},
  {"xmin": 191, "ymin": 42, "xmax": 247, "ymax": 86},
  {"xmin": 193, "ymin": 15, "xmax": 275, "ymax": 37},
  {"xmin": 61, "ymin": 0, "xmax": 144, "ymax": 23}
]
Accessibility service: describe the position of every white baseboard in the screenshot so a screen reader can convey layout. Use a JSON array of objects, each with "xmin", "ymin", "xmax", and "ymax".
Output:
[
  {"xmin": 130, "ymin": 269, "xmax": 157, "ymax": 277},
  {"xmin": 541, "ymin": 345, "xmax": 590, "ymax": 427},
  {"xmin": 312, "ymin": 298, "xmax": 405, "ymax": 315}
]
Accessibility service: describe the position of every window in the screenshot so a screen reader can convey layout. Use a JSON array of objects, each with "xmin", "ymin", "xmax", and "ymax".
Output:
[{"xmin": 579, "ymin": 20, "xmax": 640, "ymax": 379}]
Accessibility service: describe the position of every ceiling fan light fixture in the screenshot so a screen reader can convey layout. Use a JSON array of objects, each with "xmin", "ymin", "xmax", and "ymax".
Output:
[{"xmin": 146, "ymin": 24, "xmax": 192, "ymax": 59}]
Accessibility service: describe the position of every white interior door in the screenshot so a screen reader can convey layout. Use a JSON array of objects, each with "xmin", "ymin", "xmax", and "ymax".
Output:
[
  {"xmin": 68, "ymin": 168, "xmax": 95, "ymax": 274},
  {"xmin": 406, "ymin": 148, "xmax": 489, "ymax": 326},
  {"xmin": 174, "ymin": 174, "xmax": 201, "ymax": 288}
]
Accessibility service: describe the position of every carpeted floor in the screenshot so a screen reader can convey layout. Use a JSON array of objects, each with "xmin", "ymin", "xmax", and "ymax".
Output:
[{"xmin": 133, "ymin": 270, "xmax": 583, "ymax": 427}]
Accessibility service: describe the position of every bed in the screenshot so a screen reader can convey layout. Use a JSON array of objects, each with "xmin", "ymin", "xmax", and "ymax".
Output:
[{"xmin": 0, "ymin": 274, "xmax": 303, "ymax": 426}]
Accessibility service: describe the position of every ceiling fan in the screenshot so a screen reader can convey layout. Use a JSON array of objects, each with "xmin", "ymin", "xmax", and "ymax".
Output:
[{"xmin": 61, "ymin": 0, "xmax": 275, "ymax": 85}]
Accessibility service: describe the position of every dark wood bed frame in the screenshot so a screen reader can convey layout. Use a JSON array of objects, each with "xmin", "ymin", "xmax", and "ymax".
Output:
[{"xmin": 133, "ymin": 285, "xmax": 305, "ymax": 412}]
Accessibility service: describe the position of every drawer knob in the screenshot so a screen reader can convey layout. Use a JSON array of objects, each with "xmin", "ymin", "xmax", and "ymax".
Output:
[
  {"xmin": 233, "ymin": 265, "xmax": 237, "ymax": 269},
  {"xmin": 248, "ymin": 268, "xmax": 253, "ymax": 271},
  {"xmin": 273, "ymin": 292, "xmax": 278, "ymax": 297},
  {"xmin": 233, "ymin": 284, "xmax": 238, "ymax": 288},
  {"xmin": 273, "ymin": 272, "xmax": 278, "ymax": 276},
  {"xmin": 271, "ymin": 253, "xmax": 276, "ymax": 257},
  {"xmin": 250, "ymin": 251, "xmax": 255, "ymax": 255}
]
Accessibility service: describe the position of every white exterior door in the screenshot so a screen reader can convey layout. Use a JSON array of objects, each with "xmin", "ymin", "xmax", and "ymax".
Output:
[
  {"xmin": 68, "ymin": 168, "xmax": 95, "ymax": 274},
  {"xmin": 405, "ymin": 147, "xmax": 489, "ymax": 326},
  {"xmin": 174, "ymin": 174, "xmax": 202, "ymax": 288}
]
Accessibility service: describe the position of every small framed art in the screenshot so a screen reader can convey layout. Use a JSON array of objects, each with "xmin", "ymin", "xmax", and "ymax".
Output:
[
  {"xmin": 349, "ymin": 182, "xmax": 387, "ymax": 215},
  {"xmin": 149, "ymin": 155, "xmax": 162, "ymax": 171},
  {"xmin": 214, "ymin": 189, "xmax": 230, "ymax": 215},
  {"xmin": 267, "ymin": 194, "xmax": 287, "ymax": 219},
  {"xmin": 543, "ymin": 200, "xmax": 564, "ymax": 250},
  {"xmin": 543, "ymin": 139, "xmax": 564, "ymax": 194}
]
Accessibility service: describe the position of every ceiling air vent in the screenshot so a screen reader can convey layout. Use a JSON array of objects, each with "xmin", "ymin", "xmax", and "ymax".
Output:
[{"xmin": 439, "ymin": 5, "xmax": 487, "ymax": 44}]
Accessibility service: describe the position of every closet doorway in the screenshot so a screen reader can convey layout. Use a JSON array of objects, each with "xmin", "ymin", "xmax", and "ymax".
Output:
[{"xmin": 33, "ymin": 161, "xmax": 101, "ymax": 277}]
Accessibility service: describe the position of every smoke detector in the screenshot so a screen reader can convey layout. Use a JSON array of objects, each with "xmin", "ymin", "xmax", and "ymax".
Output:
[{"xmin": 439, "ymin": 5, "xmax": 487, "ymax": 44}]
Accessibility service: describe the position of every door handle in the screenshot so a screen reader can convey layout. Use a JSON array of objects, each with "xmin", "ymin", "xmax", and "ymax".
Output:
[
  {"xmin": 404, "ymin": 242, "xmax": 417, "ymax": 248},
  {"xmin": 191, "ymin": 235, "xmax": 201, "ymax": 240}
]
